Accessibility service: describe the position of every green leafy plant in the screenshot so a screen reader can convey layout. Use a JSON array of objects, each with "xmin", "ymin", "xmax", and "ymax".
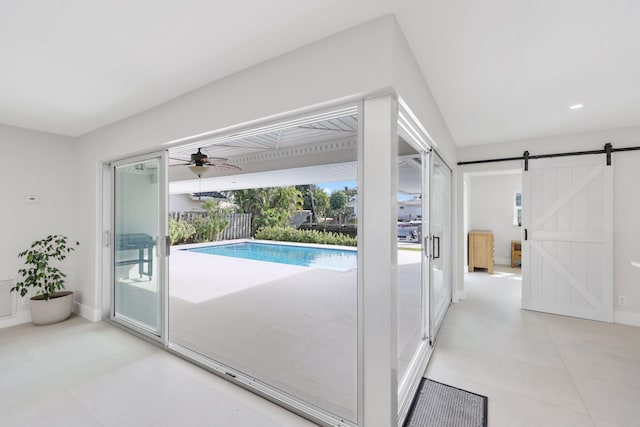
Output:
[
  {"xmin": 330, "ymin": 190, "xmax": 348, "ymax": 224},
  {"xmin": 169, "ymin": 217, "xmax": 196, "ymax": 244},
  {"xmin": 254, "ymin": 207, "xmax": 290, "ymax": 229},
  {"xmin": 230, "ymin": 186, "xmax": 302, "ymax": 235},
  {"xmin": 192, "ymin": 200, "xmax": 231, "ymax": 242},
  {"xmin": 255, "ymin": 226, "xmax": 357, "ymax": 246},
  {"xmin": 297, "ymin": 184, "xmax": 329, "ymax": 224},
  {"xmin": 11, "ymin": 235, "xmax": 79, "ymax": 301}
]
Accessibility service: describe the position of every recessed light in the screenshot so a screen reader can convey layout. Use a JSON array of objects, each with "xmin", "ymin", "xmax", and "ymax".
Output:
[{"xmin": 569, "ymin": 104, "xmax": 584, "ymax": 110}]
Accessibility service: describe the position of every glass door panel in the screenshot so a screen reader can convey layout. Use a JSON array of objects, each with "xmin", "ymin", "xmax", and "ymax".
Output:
[
  {"xmin": 429, "ymin": 151, "xmax": 452, "ymax": 339},
  {"xmin": 113, "ymin": 155, "xmax": 166, "ymax": 335},
  {"xmin": 396, "ymin": 140, "xmax": 427, "ymax": 382}
]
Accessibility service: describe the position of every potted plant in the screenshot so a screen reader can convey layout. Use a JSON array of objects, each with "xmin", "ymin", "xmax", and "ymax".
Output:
[{"xmin": 11, "ymin": 235, "xmax": 79, "ymax": 325}]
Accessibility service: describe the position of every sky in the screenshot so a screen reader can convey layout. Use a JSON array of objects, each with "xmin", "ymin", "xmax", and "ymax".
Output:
[
  {"xmin": 318, "ymin": 180, "xmax": 414, "ymax": 200},
  {"xmin": 319, "ymin": 180, "xmax": 356, "ymax": 194}
]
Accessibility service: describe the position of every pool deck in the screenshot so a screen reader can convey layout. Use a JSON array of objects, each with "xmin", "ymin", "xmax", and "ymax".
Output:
[
  {"xmin": 164, "ymin": 239, "xmax": 422, "ymax": 423},
  {"xmin": 169, "ymin": 248, "xmax": 309, "ymax": 303}
]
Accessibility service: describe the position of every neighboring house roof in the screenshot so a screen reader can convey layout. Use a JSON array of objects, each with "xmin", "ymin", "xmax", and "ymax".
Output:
[{"xmin": 190, "ymin": 191, "xmax": 227, "ymax": 200}]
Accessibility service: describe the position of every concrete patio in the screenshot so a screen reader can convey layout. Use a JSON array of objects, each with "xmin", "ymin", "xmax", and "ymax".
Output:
[{"xmin": 165, "ymin": 242, "xmax": 423, "ymax": 422}]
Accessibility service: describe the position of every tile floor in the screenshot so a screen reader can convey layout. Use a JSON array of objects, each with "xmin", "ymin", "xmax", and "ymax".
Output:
[
  {"xmin": 3, "ymin": 264, "xmax": 639, "ymax": 426},
  {"xmin": 426, "ymin": 266, "xmax": 640, "ymax": 427},
  {"xmin": 0, "ymin": 316, "xmax": 317, "ymax": 427}
]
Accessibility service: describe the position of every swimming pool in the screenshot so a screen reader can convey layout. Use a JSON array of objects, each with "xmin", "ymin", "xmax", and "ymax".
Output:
[{"xmin": 185, "ymin": 242, "xmax": 357, "ymax": 272}]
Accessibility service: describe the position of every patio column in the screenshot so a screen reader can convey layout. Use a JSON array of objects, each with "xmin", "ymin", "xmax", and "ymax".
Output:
[{"xmin": 360, "ymin": 95, "xmax": 398, "ymax": 427}]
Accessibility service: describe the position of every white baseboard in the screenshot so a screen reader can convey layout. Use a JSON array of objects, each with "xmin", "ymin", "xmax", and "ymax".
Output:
[
  {"xmin": 0, "ymin": 309, "xmax": 31, "ymax": 329},
  {"xmin": 494, "ymin": 257, "xmax": 511, "ymax": 266},
  {"xmin": 73, "ymin": 301, "xmax": 102, "ymax": 322},
  {"xmin": 0, "ymin": 300, "xmax": 101, "ymax": 329},
  {"xmin": 455, "ymin": 290, "xmax": 466, "ymax": 301},
  {"xmin": 614, "ymin": 310, "xmax": 640, "ymax": 327}
]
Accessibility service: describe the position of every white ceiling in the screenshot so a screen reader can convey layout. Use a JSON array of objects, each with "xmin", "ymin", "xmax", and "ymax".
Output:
[
  {"xmin": 2, "ymin": 0, "xmax": 639, "ymax": 146},
  {"xmin": 168, "ymin": 110, "xmax": 359, "ymax": 192},
  {"xmin": 397, "ymin": 0, "xmax": 640, "ymax": 146},
  {"xmin": 167, "ymin": 110, "xmax": 422, "ymax": 194}
]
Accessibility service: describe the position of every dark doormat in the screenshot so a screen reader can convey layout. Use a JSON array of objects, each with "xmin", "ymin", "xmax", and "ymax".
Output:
[{"xmin": 404, "ymin": 378, "xmax": 488, "ymax": 427}]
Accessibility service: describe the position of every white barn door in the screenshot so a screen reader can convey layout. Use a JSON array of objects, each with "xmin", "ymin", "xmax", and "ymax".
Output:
[{"xmin": 522, "ymin": 155, "xmax": 613, "ymax": 322}]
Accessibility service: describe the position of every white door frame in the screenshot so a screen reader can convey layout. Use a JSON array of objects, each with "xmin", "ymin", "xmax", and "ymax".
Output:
[
  {"xmin": 109, "ymin": 150, "xmax": 170, "ymax": 342},
  {"xmin": 396, "ymin": 109, "xmax": 432, "ymax": 424},
  {"xmin": 428, "ymin": 150, "xmax": 453, "ymax": 341}
]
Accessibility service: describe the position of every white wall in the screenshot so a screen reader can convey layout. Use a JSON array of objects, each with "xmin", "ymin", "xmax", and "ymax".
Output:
[
  {"xmin": 390, "ymin": 22, "xmax": 459, "ymax": 301},
  {"xmin": 67, "ymin": 16, "xmax": 458, "ymax": 426},
  {"xmin": 74, "ymin": 15, "xmax": 393, "ymax": 314},
  {"xmin": 467, "ymin": 173, "xmax": 522, "ymax": 265},
  {"xmin": 0, "ymin": 124, "xmax": 77, "ymax": 327},
  {"xmin": 457, "ymin": 124, "xmax": 640, "ymax": 326},
  {"xmin": 73, "ymin": 15, "xmax": 458, "ymax": 318},
  {"xmin": 390, "ymin": 23, "xmax": 457, "ymax": 164},
  {"xmin": 169, "ymin": 194, "xmax": 204, "ymax": 212},
  {"xmin": 612, "ymin": 149, "xmax": 640, "ymax": 326}
]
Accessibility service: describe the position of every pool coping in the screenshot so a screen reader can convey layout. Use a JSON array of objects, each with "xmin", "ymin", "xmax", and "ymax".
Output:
[{"xmin": 173, "ymin": 238, "xmax": 358, "ymax": 252}]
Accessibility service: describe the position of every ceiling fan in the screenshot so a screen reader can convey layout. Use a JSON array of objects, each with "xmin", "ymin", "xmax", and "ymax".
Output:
[{"xmin": 170, "ymin": 148, "xmax": 241, "ymax": 177}]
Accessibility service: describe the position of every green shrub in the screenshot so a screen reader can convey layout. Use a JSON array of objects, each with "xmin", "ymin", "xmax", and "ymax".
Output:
[
  {"xmin": 255, "ymin": 226, "xmax": 357, "ymax": 246},
  {"xmin": 191, "ymin": 200, "xmax": 231, "ymax": 243},
  {"xmin": 169, "ymin": 217, "xmax": 196, "ymax": 244},
  {"xmin": 254, "ymin": 207, "xmax": 290, "ymax": 229}
]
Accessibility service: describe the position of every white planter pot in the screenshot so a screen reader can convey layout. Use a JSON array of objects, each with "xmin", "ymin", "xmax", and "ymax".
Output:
[{"xmin": 29, "ymin": 291, "xmax": 74, "ymax": 325}]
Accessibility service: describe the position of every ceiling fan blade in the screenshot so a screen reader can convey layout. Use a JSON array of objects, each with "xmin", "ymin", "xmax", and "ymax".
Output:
[
  {"xmin": 207, "ymin": 157, "xmax": 231, "ymax": 165},
  {"xmin": 214, "ymin": 163, "xmax": 242, "ymax": 171},
  {"xmin": 169, "ymin": 148, "xmax": 242, "ymax": 172}
]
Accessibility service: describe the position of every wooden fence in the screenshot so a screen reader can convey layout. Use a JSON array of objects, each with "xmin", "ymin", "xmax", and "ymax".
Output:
[
  {"xmin": 169, "ymin": 212, "xmax": 252, "ymax": 241},
  {"xmin": 220, "ymin": 213, "xmax": 252, "ymax": 240}
]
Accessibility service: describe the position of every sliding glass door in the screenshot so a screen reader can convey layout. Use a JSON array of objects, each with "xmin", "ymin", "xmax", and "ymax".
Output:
[
  {"xmin": 112, "ymin": 152, "xmax": 168, "ymax": 338},
  {"xmin": 396, "ymin": 139, "xmax": 428, "ymax": 382},
  {"xmin": 104, "ymin": 103, "xmax": 454, "ymax": 426},
  {"xmin": 396, "ymin": 111, "xmax": 433, "ymax": 422},
  {"xmin": 429, "ymin": 151, "xmax": 452, "ymax": 340}
]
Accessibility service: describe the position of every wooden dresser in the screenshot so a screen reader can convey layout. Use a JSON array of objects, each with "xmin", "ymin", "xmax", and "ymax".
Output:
[
  {"xmin": 468, "ymin": 230, "xmax": 494, "ymax": 274},
  {"xmin": 511, "ymin": 240, "xmax": 522, "ymax": 268}
]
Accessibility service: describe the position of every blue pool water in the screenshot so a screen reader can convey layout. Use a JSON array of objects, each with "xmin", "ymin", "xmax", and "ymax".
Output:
[{"xmin": 185, "ymin": 242, "xmax": 357, "ymax": 272}]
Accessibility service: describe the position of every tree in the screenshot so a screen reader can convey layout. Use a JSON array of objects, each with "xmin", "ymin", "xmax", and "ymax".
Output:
[
  {"xmin": 254, "ymin": 207, "xmax": 290, "ymax": 229},
  {"xmin": 192, "ymin": 200, "xmax": 231, "ymax": 242},
  {"xmin": 271, "ymin": 186, "xmax": 303, "ymax": 213},
  {"xmin": 231, "ymin": 189, "xmax": 266, "ymax": 218},
  {"xmin": 230, "ymin": 186, "xmax": 302, "ymax": 234},
  {"xmin": 297, "ymin": 184, "xmax": 330, "ymax": 224},
  {"xmin": 343, "ymin": 186, "xmax": 357, "ymax": 202},
  {"xmin": 311, "ymin": 188, "xmax": 329, "ymax": 223},
  {"xmin": 297, "ymin": 184, "xmax": 316, "ymax": 211},
  {"xmin": 330, "ymin": 190, "xmax": 348, "ymax": 224}
]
